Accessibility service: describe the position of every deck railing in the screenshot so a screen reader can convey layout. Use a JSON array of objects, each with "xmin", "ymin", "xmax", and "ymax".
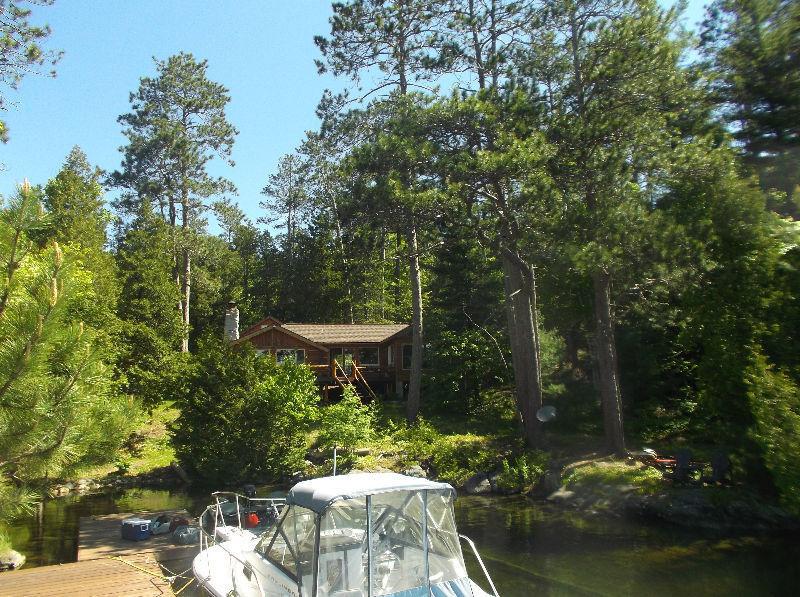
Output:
[{"xmin": 353, "ymin": 365, "xmax": 378, "ymax": 401}]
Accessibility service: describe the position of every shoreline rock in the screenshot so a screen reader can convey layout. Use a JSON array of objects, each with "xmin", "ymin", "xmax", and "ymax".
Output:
[
  {"xmin": 47, "ymin": 465, "xmax": 187, "ymax": 498},
  {"xmin": 544, "ymin": 480, "xmax": 800, "ymax": 532}
]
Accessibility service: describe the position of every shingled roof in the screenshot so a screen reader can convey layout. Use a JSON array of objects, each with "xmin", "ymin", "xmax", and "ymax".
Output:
[{"xmin": 283, "ymin": 323, "xmax": 410, "ymax": 344}]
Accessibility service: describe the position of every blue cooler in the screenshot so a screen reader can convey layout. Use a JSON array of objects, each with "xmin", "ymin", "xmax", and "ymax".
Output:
[{"xmin": 121, "ymin": 517, "xmax": 151, "ymax": 541}]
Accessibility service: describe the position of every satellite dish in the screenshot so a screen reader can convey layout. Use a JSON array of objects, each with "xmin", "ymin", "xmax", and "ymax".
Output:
[{"xmin": 536, "ymin": 405, "xmax": 557, "ymax": 422}]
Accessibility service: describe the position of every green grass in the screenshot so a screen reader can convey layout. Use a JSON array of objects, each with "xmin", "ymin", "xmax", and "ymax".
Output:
[
  {"xmin": 564, "ymin": 461, "xmax": 665, "ymax": 495},
  {"xmin": 76, "ymin": 402, "xmax": 178, "ymax": 480}
]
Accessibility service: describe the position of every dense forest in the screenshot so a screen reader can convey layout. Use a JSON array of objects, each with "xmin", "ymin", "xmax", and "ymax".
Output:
[{"xmin": 1, "ymin": 0, "xmax": 799, "ymax": 551}]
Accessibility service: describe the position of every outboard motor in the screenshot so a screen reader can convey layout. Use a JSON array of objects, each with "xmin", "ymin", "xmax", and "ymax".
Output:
[{"xmin": 242, "ymin": 484, "xmax": 257, "ymax": 498}]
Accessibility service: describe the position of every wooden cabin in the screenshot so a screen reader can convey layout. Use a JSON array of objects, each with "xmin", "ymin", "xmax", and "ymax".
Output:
[{"xmin": 229, "ymin": 310, "xmax": 412, "ymax": 400}]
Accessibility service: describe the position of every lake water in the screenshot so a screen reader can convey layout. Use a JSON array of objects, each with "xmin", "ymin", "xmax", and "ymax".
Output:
[{"xmin": 7, "ymin": 488, "xmax": 799, "ymax": 596}]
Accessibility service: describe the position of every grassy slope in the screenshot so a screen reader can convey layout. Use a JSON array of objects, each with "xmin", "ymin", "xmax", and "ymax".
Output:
[{"xmin": 76, "ymin": 402, "xmax": 178, "ymax": 480}]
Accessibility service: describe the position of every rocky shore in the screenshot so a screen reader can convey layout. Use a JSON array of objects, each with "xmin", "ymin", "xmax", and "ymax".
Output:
[
  {"xmin": 48, "ymin": 463, "xmax": 188, "ymax": 497},
  {"xmin": 443, "ymin": 458, "xmax": 800, "ymax": 533},
  {"xmin": 543, "ymin": 460, "xmax": 799, "ymax": 532},
  {"xmin": 45, "ymin": 454, "xmax": 800, "ymax": 534}
]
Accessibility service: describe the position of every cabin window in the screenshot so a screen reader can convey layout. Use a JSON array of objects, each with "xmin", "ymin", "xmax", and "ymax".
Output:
[
  {"xmin": 358, "ymin": 347, "xmax": 379, "ymax": 366},
  {"xmin": 276, "ymin": 348, "xmax": 305, "ymax": 364},
  {"xmin": 330, "ymin": 348, "xmax": 355, "ymax": 374},
  {"xmin": 387, "ymin": 346, "xmax": 394, "ymax": 366},
  {"xmin": 402, "ymin": 344, "xmax": 412, "ymax": 369}
]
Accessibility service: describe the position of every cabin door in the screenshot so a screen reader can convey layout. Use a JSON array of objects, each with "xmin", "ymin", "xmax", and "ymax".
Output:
[{"xmin": 331, "ymin": 348, "xmax": 354, "ymax": 376}]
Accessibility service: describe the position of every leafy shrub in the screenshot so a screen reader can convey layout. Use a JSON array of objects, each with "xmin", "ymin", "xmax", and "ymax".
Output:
[
  {"xmin": 318, "ymin": 386, "xmax": 375, "ymax": 451},
  {"xmin": 746, "ymin": 355, "xmax": 800, "ymax": 514},
  {"xmin": 388, "ymin": 420, "xmax": 498, "ymax": 485},
  {"xmin": 494, "ymin": 451, "xmax": 548, "ymax": 492},
  {"xmin": 172, "ymin": 336, "xmax": 319, "ymax": 486},
  {"xmin": 394, "ymin": 418, "xmax": 441, "ymax": 464},
  {"xmin": 429, "ymin": 435, "xmax": 498, "ymax": 486}
]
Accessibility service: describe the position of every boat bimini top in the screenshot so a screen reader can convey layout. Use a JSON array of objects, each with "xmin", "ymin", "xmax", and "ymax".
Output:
[
  {"xmin": 254, "ymin": 472, "xmax": 480, "ymax": 597},
  {"xmin": 287, "ymin": 473, "xmax": 455, "ymax": 513}
]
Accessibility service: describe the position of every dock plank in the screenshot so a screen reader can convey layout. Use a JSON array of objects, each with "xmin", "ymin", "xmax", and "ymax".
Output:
[
  {"xmin": 78, "ymin": 511, "xmax": 195, "ymax": 561},
  {"xmin": 0, "ymin": 558, "xmax": 172, "ymax": 596},
  {"xmin": 0, "ymin": 510, "xmax": 202, "ymax": 597}
]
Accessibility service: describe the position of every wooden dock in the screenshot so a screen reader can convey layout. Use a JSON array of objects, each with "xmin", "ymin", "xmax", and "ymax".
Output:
[{"xmin": 0, "ymin": 511, "xmax": 201, "ymax": 597}]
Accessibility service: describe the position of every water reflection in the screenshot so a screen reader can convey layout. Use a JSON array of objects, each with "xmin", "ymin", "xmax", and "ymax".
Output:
[
  {"xmin": 456, "ymin": 495, "xmax": 800, "ymax": 596},
  {"xmin": 7, "ymin": 489, "xmax": 800, "ymax": 596},
  {"xmin": 7, "ymin": 489, "xmax": 204, "ymax": 567}
]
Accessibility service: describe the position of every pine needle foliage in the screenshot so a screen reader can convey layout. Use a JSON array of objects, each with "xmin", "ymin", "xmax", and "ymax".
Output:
[{"xmin": 0, "ymin": 186, "xmax": 133, "ymax": 536}]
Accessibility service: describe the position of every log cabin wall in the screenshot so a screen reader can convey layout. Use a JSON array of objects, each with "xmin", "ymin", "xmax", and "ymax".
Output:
[{"xmin": 248, "ymin": 328, "xmax": 327, "ymax": 365}]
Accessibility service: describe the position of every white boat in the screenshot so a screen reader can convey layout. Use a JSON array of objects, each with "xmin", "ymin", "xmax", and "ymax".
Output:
[
  {"xmin": 200, "ymin": 491, "xmax": 286, "ymax": 543},
  {"xmin": 193, "ymin": 472, "xmax": 499, "ymax": 596}
]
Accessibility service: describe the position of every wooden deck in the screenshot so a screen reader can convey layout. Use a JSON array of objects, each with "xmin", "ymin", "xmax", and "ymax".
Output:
[{"xmin": 0, "ymin": 511, "xmax": 202, "ymax": 597}]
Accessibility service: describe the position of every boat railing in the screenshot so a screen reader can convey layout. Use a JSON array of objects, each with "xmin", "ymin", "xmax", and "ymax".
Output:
[
  {"xmin": 198, "ymin": 503, "xmax": 268, "ymax": 596},
  {"xmin": 207, "ymin": 491, "xmax": 286, "ymax": 531},
  {"xmin": 459, "ymin": 534, "xmax": 500, "ymax": 597}
]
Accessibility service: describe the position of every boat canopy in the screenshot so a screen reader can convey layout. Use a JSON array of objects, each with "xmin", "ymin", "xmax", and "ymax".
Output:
[
  {"xmin": 287, "ymin": 473, "xmax": 455, "ymax": 514},
  {"xmin": 257, "ymin": 473, "xmax": 474, "ymax": 596}
]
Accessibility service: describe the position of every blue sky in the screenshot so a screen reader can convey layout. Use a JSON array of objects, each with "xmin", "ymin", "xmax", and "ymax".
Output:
[{"xmin": 0, "ymin": 0, "xmax": 708, "ymax": 223}]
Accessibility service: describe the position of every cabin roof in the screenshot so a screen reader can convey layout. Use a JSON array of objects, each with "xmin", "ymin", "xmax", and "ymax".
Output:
[
  {"xmin": 282, "ymin": 323, "xmax": 410, "ymax": 344},
  {"xmin": 287, "ymin": 472, "xmax": 454, "ymax": 513},
  {"xmin": 238, "ymin": 316, "xmax": 410, "ymax": 346}
]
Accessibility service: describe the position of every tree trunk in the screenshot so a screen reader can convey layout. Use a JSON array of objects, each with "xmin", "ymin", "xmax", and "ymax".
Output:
[
  {"xmin": 565, "ymin": 326, "xmax": 582, "ymax": 373},
  {"xmin": 502, "ymin": 257, "xmax": 529, "ymax": 430},
  {"xmin": 501, "ymin": 253, "xmax": 543, "ymax": 446},
  {"xmin": 394, "ymin": 231, "xmax": 402, "ymax": 315},
  {"xmin": 592, "ymin": 269, "xmax": 626, "ymax": 455},
  {"xmin": 169, "ymin": 197, "xmax": 183, "ymax": 338},
  {"xmin": 180, "ymin": 189, "xmax": 190, "ymax": 353},
  {"xmin": 330, "ymin": 193, "xmax": 354, "ymax": 323},
  {"xmin": 406, "ymin": 222, "xmax": 424, "ymax": 422},
  {"xmin": 380, "ymin": 225, "xmax": 386, "ymax": 321}
]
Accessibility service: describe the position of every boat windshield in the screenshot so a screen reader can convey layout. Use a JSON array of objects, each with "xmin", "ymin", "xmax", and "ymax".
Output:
[
  {"xmin": 316, "ymin": 489, "xmax": 467, "ymax": 597},
  {"xmin": 255, "ymin": 504, "xmax": 317, "ymax": 587}
]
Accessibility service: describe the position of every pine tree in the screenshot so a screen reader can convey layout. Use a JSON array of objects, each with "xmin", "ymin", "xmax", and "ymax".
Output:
[
  {"xmin": 0, "ymin": 0, "xmax": 61, "ymax": 142},
  {"xmin": 702, "ymin": 0, "xmax": 800, "ymax": 215},
  {"xmin": 424, "ymin": 92, "xmax": 552, "ymax": 445},
  {"xmin": 43, "ymin": 147, "xmax": 119, "ymax": 333},
  {"xmin": 115, "ymin": 201, "xmax": 186, "ymax": 406},
  {"xmin": 520, "ymin": 0, "xmax": 693, "ymax": 454},
  {"xmin": 316, "ymin": 0, "xmax": 451, "ymax": 420},
  {"xmin": 0, "ymin": 185, "xmax": 133, "ymax": 545},
  {"xmin": 112, "ymin": 53, "xmax": 237, "ymax": 352},
  {"xmin": 260, "ymin": 154, "xmax": 312, "ymax": 272}
]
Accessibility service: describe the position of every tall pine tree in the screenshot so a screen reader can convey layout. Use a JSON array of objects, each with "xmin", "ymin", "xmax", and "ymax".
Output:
[{"xmin": 112, "ymin": 53, "xmax": 237, "ymax": 352}]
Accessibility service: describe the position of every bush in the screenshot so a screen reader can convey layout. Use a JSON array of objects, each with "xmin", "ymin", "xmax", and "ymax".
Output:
[
  {"xmin": 494, "ymin": 451, "xmax": 548, "ymax": 493},
  {"xmin": 317, "ymin": 386, "xmax": 375, "ymax": 452},
  {"xmin": 746, "ymin": 355, "xmax": 800, "ymax": 514},
  {"xmin": 172, "ymin": 336, "xmax": 319, "ymax": 486},
  {"xmin": 430, "ymin": 435, "xmax": 498, "ymax": 486},
  {"xmin": 393, "ymin": 418, "xmax": 442, "ymax": 464}
]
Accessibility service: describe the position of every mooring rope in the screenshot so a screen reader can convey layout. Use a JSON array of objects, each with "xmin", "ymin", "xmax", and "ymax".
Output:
[{"xmin": 107, "ymin": 555, "xmax": 196, "ymax": 593}]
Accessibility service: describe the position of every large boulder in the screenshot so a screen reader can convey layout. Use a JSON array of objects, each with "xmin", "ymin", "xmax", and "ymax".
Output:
[
  {"xmin": 463, "ymin": 472, "xmax": 492, "ymax": 495},
  {"xmin": 403, "ymin": 465, "xmax": 427, "ymax": 479}
]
